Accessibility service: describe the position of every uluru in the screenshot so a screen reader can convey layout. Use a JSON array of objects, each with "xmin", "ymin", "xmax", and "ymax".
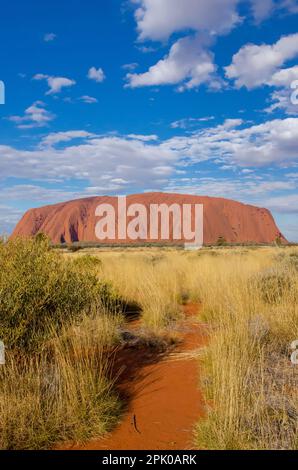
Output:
[{"xmin": 11, "ymin": 192, "xmax": 286, "ymax": 245}]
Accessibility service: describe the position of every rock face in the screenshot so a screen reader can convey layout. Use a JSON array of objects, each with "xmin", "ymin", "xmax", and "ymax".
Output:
[{"xmin": 11, "ymin": 192, "xmax": 286, "ymax": 245}]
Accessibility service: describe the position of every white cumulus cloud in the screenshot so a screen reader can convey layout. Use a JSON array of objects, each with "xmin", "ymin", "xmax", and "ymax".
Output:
[
  {"xmin": 126, "ymin": 34, "xmax": 219, "ymax": 90},
  {"xmin": 8, "ymin": 101, "xmax": 55, "ymax": 128},
  {"xmin": 250, "ymin": 0, "xmax": 274, "ymax": 22},
  {"xmin": 33, "ymin": 74, "xmax": 76, "ymax": 95},
  {"xmin": 225, "ymin": 33, "xmax": 298, "ymax": 89},
  {"xmin": 132, "ymin": 0, "xmax": 241, "ymax": 41},
  {"xmin": 87, "ymin": 67, "xmax": 106, "ymax": 83}
]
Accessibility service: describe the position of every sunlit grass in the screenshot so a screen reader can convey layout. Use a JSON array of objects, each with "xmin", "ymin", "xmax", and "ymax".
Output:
[
  {"xmin": 193, "ymin": 247, "xmax": 298, "ymax": 450},
  {"xmin": 0, "ymin": 238, "xmax": 123, "ymax": 449},
  {"xmin": 1, "ymin": 240, "xmax": 297, "ymax": 450}
]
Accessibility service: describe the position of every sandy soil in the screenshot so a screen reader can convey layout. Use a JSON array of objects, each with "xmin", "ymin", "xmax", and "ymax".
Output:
[{"xmin": 64, "ymin": 304, "xmax": 206, "ymax": 450}]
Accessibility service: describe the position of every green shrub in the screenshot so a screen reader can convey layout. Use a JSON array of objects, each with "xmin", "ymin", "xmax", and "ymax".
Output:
[
  {"xmin": 216, "ymin": 236, "xmax": 227, "ymax": 246},
  {"xmin": 0, "ymin": 238, "xmax": 117, "ymax": 352},
  {"xmin": 274, "ymin": 235, "xmax": 283, "ymax": 246},
  {"xmin": 34, "ymin": 232, "xmax": 50, "ymax": 245},
  {"xmin": 72, "ymin": 255, "xmax": 102, "ymax": 271}
]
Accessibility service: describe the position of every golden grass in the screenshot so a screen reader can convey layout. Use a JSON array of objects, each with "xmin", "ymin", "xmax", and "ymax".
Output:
[
  {"xmin": 77, "ymin": 251, "xmax": 187, "ymax": 332},
  {"xmin": 0, "ymin": 238, "xmax": 124, "ymax": 450},
  {"xmin": 73, "ymin": 246, "xmax": 298, "ymax": 449},
  {"xmin": 0, "ymin": 309, "xmax": 123, "ymax": 450},
  {"xmin": 192, "ymin": 247, "xmax": 298, "ymax": 450},
  {"xmin": 0, "ymin": 311, "xmax": 122, "ymax": 450},
  {"xmin": 2, "ymin": 241, "xmax": 297, "ymax": 450}
]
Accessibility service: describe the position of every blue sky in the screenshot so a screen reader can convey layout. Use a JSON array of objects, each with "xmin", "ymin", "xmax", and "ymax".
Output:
[{"xmin": 0, "ymin": 0, "xmax": 298, "ymax": 240}]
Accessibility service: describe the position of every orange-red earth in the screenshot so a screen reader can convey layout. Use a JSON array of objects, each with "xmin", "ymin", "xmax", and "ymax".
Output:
[{"xmin": 61, "ymin": 304, "xmax": 206, "ymax": 451}]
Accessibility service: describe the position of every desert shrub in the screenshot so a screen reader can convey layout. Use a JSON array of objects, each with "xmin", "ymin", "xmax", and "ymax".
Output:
[
  {"xmin": 216, "ymin": 236, "xmax": 227, "ymax": 246},
  {"xmin": 253, "ymin": 266, "xmax": 293, "ymax": 304},
  {"xmin": 34, "ymin": 232, "xmax": 50, "ymax": 244},
  {"xmin": 274, "ymin": 235, "xmax": 283, "ymax": 246},
  {"xmin": 72, "ymin": 254, "xmax": 102, "ymax": 271},
  {"xmin": 0, "ymin": 238, "xmax": 117, "ymax": 352},
  {"xmin": 0, "ymin": 238, "xmax": 123, "ymax": 449}
]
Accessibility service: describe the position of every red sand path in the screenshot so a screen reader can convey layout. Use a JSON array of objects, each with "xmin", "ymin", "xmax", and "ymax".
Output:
[{"xmin": 67, "ymin": 304, "xmax": 206, "ymax": 450}]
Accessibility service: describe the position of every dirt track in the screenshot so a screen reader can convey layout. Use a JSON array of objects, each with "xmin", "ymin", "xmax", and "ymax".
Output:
[{"xmin": 65, "ymin": 304, "xmax": 205, "ymax": 450}]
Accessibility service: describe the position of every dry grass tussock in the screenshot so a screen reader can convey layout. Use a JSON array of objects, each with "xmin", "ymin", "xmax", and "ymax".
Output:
[
  {"xmin": 77, "ymin": 246, "xmax": 298, "ymax": 449},
  {"xmin": 1, "ymin": 239, "xmax": 297, "ymax": 450},
  {"xmin": 75, "ymin": 251, "xmax": 189, "ymax": 332},
  {"xmin": 0, "ymin": 238, "xmax": 123, "ymax": 449},
  {"xmin": 192, "ymin": 247, "xmax": 298, "ymax": 450}
]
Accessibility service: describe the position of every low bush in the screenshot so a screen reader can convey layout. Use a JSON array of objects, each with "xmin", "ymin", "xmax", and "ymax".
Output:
[
  {"xmin": 72, "ymin": 254, "xmax": 102, "ymax": 271},
  {"xmin": 0, "ymin": 238, "xmax": 123, "ymax": 449},
  {"xmin": 216, "ymin": 236, "xmax": 227, "ymax": 246},
  {"xmin": 253, "ymin": 266, "xmax": 293, "ymax": 304},
  {"xmin": 0, "ymin": 238, "xmax": 117, "ymax": 352}
]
